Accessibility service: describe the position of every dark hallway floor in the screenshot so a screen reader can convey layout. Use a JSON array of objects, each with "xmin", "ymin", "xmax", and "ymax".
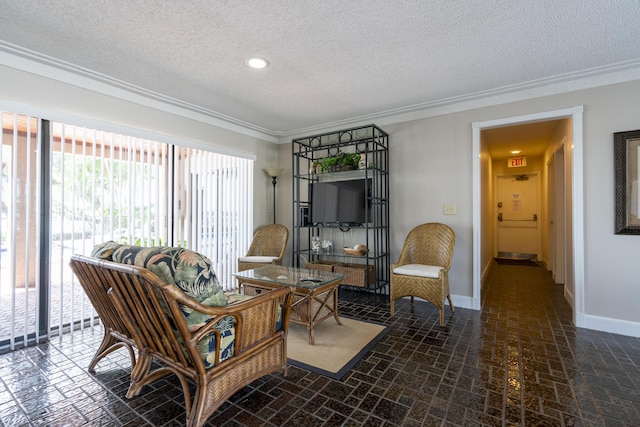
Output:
[{"xmin": 1, "ymin": 261, "xmax": 639, "ymax": 426}]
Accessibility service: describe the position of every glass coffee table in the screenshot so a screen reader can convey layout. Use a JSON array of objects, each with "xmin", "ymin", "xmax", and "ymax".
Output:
[{"xmin": 233, "ymin": 265, "xmax": 346, "ymax": 345}]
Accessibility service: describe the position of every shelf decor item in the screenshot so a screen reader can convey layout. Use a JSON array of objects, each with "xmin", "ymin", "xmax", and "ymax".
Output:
[
  {"xmin": 322, "ymin": 240, "xmax": 334, "ymax": 252},
  {"xmin": 311, "ymin": 236, "xmax": 321, "ymax": 253},
  {"xmin": 318, "ymin": 151, "xmax": 361, "ymax": 173},
  {"xmin": 342, "ymin": 244, "xmax": 367, "ymax": 256},
  {"xmin": 334, "ymin": 263, "xmax": 375, "ymax": 287}
]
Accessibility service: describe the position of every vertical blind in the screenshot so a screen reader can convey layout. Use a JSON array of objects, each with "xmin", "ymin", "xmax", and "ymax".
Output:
[
  {"xmin": 0, "ymin": 112, "xmax": 253, "ymax": 351},
  {"xmin": 49, "ymin": 123, "xmax": 173, "ymax": 340},
  {"xmin": 175, "ymin": 147, "xmax": 253, "ymax": 287},
  {"xmin": 0, "ymin": 112, "xmax": 42, "ymax": 350}
]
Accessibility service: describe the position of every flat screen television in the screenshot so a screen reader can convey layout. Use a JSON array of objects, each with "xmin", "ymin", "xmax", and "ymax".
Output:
[{"xmin": 311, "ymin": 179, "xmax": 371, "ymax": 226}]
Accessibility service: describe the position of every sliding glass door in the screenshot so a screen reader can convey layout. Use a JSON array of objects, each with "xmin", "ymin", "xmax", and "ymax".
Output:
[
  {"xmin": 0, "ymin": 112, "xmax": 253, "ymax": 352},
  {"xmin": 174, "ymin": 147, "xmax": 253, "ymax": 288}
]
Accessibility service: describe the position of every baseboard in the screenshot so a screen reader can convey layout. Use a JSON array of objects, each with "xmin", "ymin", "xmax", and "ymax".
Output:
[
  {"xmin": 450, "ymin": 294, "xmax": 475, "ymax": 310},
  {"xmin": 481, "ymin": 259, "xmax": 492, "ymax": 282},
  {"xmin": 564, "ymin": 286, "xmax": 575, "ymax": 309},
  {"xmin": 584, "ymin": 314, "xmax": 640, "ymax": 338}
]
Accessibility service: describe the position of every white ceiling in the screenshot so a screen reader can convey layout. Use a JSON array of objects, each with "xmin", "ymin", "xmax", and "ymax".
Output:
[{"xmin": 1, "ymin": 1, "xmax": 640, "ymax": 141}]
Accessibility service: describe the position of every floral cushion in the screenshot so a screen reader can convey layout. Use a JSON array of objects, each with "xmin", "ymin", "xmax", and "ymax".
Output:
[
  {"xmin": 111, "ymin": 245, "xmax": 233, "ymax": 369},
  {"xmin": 111, "ymin": 245, "xmax": 226, "ymax": 307},
  {"xmin": 224, "ymin": 291, "xmax": 254, "ymax": 305},
  {"xmin": 90, "ymin": 240, "xmax": 122, "ymax": 261},
  {"xmin": 91, "ymin": 243, "xmax": 234, "ymax": 369}
]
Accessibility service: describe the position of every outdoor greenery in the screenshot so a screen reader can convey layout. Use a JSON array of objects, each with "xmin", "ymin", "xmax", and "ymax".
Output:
[{"xmin": 51, "ymin": 151, "xmax": 161, "ymax": 246}]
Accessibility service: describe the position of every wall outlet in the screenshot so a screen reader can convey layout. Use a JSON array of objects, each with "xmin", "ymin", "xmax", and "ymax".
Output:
[{"xmin": 443, "ymin": 204, "xmax": 457, "ymax": 215}]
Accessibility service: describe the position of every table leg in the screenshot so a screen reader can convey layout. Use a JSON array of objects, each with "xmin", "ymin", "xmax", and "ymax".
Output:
[
  {"xmin": 307, "ymin": 292, "xmax": 314, "ymax": 345},
  {"xmin": 332, "ymin": 286, "xmax": 342, "ymax": 325},
  {"xmin": 308, "ymin": 326, "xmax": 315, "ymax": 345}
]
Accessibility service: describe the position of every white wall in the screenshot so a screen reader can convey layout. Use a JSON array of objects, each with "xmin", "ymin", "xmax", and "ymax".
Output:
[
  {"xmin": 0, "ymin": 65, "xmax": 280, "ymax": 230},
  {"xmin": 3, "ymin": 63, "xmax": 640, "ymax": 336},
  {"xmin": 282, "ymin": 79, "xmax": 640, "ymax": 337}
]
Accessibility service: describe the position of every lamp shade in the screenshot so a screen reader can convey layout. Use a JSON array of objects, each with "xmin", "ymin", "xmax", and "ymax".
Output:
[{"xmin": 264, "ymin": 168, "xmax": 284, "ymax": 178}]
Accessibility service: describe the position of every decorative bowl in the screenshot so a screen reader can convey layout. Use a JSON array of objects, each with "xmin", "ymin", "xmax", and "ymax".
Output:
[{"xmin": 342, "ymin": 245, "xmax": 366, "ymax": 256}]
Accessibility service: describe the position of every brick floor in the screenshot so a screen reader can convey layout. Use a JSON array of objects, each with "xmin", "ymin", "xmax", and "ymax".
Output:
[{"xmin": 0, "ymin": 261, "xmax": 639, "ymax": 426}]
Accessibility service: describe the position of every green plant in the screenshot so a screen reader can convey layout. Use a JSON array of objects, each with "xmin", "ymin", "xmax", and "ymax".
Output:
[
  {"xmin": 340, "ymin": 152, "xmax": 361, "ymax": 167},
  {"xmin": 320, "ymin": 156, "xmax": 339, "ymax": 171},
  {"xmin": 318, "ymin": 151, "xmax": 360, "ymax": 172}
]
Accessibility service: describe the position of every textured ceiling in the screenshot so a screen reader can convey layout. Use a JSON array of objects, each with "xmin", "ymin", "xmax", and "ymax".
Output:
[{"xmin": 1, "ymin": 1, "xmax": 640, "ymax": 139}]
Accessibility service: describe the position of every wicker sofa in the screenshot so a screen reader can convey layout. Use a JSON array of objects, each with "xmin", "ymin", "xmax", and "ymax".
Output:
[{"xmin": 70, "ymin": 243, "xmax": 293, "ymax": 427}]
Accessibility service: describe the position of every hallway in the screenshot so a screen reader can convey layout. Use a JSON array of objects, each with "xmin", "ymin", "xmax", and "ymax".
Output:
[{"xmin": 0, "ymin": 261, "xmax": 638, "ymax": 426}]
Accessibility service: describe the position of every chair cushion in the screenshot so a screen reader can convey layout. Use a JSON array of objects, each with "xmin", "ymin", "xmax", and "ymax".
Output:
[
  {"xmin": 111, "ymin": 245, "xmax": 232, "ymax": 369},
  {"xmin": 393, "ymin": 264, "xmax": 443, "ymax": 279},
  {"xmin": 238, "ymin": 256, "xmax": 278, "ymax": 263},
  {"xmin": 191, "ymin": 292, "xmax": 255, "ymax": 368},
  {"xmin": 90, "ymin": 241, "xmax": 122, "ymax": 261},
  {"xmin": 112, "ymin": 245, "xmax": 226, "ymax": 307},
  {"xmin": 191, "ymin": 315, "xmax": 237, "ymax": 368},
  {"xmin": 224, "ymin": 291, "xmax": 255, "ymax": 305},
  {"xmin": 192, "ymin": 292, "xmax": 283, "ymax": 369},
  {"xmin": 92, "ymin": 243, "xmax": 236, "ymax": 369}
]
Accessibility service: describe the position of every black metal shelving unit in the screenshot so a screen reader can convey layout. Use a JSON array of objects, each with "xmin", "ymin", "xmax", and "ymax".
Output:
[{"xmin": 292, "ymin": 124, "xmax": 389, "ymax": 295}]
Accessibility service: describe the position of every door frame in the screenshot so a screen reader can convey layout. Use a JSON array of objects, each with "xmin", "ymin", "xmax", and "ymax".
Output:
[
  {"xmin": 472, "ymin": 106, "xmax": 585, "ymax": 327},
  {"xmin": 548, "ymin": 145, "xmax": 566, "ymax": 284}
]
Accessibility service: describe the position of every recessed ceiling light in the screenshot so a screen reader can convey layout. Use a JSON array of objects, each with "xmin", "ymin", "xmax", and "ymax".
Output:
[
  {"xmin": 246, "ymin": 57, "xmax": 269, "ymax": 69},
  {"xmin": 510, "ymin": 150, "xmax": 522, "ymax": 154}
]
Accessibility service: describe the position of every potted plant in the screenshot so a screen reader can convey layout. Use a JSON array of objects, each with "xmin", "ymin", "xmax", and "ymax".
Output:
[
  {"xmin": 320, "ymin": 156, "xmax": 339, "ymax": 172},
  {"xmin": 340, "ymin": 152, "xmax": 361, "ymax": 170},
  {"xmin": 318, "ymin": 151, "xmax": 360, "ymax": 172}
]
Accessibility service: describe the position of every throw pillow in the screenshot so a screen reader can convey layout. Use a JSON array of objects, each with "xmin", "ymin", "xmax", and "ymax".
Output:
[
  {"xmin": 112, "ymin": 245, "xmax": 226, "ymax": 307},
  {"xmin": 90, "ymin": 241, "xmax": 123, "ymax": 261}
]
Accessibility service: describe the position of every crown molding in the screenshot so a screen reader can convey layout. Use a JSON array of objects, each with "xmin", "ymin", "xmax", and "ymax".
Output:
[
  {"xmin": 0, "ymin": 41, "xmax": 279, "ymax": 143},
  {"xmin": 2, "ymin": 41, "xmax": 640, "ymax": 145},
  {"xmin": 279, "ymin": 58, "xmax": 640, "ymax": 142}
]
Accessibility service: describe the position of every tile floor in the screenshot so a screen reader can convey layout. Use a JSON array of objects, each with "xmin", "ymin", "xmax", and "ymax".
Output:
[{"xmin": 1, "ymin": 261, "xmax": 639, "ymax": 426}]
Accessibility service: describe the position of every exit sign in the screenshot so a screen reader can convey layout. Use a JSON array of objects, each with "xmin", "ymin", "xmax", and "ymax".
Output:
[{"xmin": 508, "ymin": 157, "xmax": 527, "ymax": 168}]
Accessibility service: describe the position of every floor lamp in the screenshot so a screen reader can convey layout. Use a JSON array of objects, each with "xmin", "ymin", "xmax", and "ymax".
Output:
[{"xmin": 264, "ymin": 168, "xmax": 283, "ymax": 223}]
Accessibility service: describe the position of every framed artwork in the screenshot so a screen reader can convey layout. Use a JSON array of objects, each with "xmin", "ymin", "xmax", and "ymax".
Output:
[{"xmin": 614, "ymin": 129, "xmax": 640, "ymax": 234}]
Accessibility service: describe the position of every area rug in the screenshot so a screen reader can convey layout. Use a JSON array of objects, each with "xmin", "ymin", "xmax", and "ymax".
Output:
[{"xmin": 287, "ymin": 317, "xmax": 390, "ymax": 380}]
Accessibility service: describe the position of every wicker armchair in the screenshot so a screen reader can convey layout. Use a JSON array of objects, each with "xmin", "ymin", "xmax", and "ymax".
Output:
[
  {"xmin": 390, "ymin": 223, "xmax": 456, "ymax": 326},
  {"xmin": 237, "ymin": 224, "xmax": 289, "ymax": 271},
  {"xmin": 70, "ymin": 253, "xmax": 293, "ymax": 427}
]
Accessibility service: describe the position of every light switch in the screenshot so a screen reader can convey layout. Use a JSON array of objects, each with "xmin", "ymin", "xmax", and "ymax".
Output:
[{"xmin": 443, "ymin": 204, "xmax": 457, "ymax": 215}]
